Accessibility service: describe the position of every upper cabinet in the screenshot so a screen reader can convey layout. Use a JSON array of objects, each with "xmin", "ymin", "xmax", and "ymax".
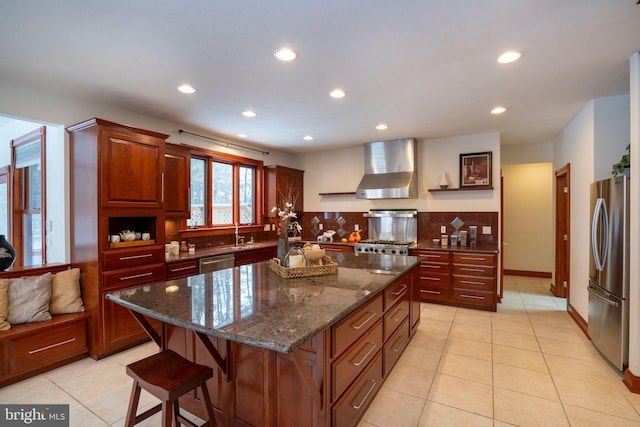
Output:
[
  {"xmin": 264, "ymin": 165, "xmax": 304, "ymax": 217},
  {"xmin": 99, "ymin": 125, "xmax": 166, "ymax": 209},
  {"xmin": 164, "ymin": 144, "xmax": 191, "ymax": 218}
]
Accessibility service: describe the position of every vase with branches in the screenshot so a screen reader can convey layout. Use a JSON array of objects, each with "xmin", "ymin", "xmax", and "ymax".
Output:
[{"xmin": 271, "ymin": 187, "xmax": 300, "ymax": 265}]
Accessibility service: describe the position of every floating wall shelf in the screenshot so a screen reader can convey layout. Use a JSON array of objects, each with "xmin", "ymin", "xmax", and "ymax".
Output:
[
  {"xmin": 318, "ymin": 192, "xmax": 357, "ymax": 196},
  {"xmin": 428, "ymin": 187, "xmax": 494, "ymax": 192}
]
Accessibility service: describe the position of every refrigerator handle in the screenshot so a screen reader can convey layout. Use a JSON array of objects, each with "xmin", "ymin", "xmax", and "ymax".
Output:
[
  {"xmin": 587, "ymin": 284, "xmax": 618, "ymax": 307},
  {"xmin": 591, "ymin": 197, "xmax": 608, "ymax": 271}
]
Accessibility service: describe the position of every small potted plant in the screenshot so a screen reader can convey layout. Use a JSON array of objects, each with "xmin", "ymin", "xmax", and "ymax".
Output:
[{"xmin": 612, "ymin": 144, "xmax": 630, "ymax": 176}]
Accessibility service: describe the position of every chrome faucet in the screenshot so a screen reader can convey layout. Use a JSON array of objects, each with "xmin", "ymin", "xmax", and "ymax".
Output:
[{"xmin": 235, "ymin": 223, "xmax": 245, "ymax": 246}]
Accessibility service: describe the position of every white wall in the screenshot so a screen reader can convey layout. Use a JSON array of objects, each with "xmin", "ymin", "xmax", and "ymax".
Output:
[
  {"xmin": 502, "ymin": 163, "xmax": 553, "ymax": 273},
  {"xmin": 594, "ymin": 95, "xmax": 631, "ymax": 181},
  {"xmin": 300, "ymin": 132, "xmax": 502, "ymax": 214},
  {"xmin": 501, "ymin": 140, "xmax": 554, "ymax": 165},
  {"xmin": 628, "ymin": 52, "xmax": 640, "ymax": 379}
]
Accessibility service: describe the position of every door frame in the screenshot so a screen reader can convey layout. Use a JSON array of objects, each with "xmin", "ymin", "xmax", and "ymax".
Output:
[{"xmin": 552, "ymin": 163, "xmax": 570, "ymax": 299}]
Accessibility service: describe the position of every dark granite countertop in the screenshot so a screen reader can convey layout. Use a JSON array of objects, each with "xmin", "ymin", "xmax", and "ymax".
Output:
[
  {"xmin": 410, "ymin": 240, "xmax": 499, "ymax": 254},
  {"xmin": 107, "ymin": 252, "xmax": 420, "ymax": 353}
]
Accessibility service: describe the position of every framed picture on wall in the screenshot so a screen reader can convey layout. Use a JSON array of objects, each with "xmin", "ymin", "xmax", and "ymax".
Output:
[{"xmin": 460, "ymin": 151, "xmax": 492, "ymax": 188}]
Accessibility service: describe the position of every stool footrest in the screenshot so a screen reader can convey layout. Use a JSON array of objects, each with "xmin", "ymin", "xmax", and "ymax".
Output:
[{"xmin": 133, "ymin": 403, "xmax": 162, "ymax": 425}]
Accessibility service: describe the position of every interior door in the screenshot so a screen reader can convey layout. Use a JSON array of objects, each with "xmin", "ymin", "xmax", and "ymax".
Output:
[{"xmin": 552, "ymin": 164, "xmax": 570, "ymax": 298}]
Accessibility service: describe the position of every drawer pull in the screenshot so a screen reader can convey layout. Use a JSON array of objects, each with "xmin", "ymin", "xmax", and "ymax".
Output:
[
  {"xmin": 28, "ymin": 337, "xmax": 77, "ymax": 354},
  {"xmin": 391, "ymin": 284, "xmax": 408, "ymax": 296},
  {"xmin": 351, "ymin": 379, "xmax": 377, "ymax": 410},
  {"xmin": 460, "ymin": 256, "xmax": 486, "ymax": 261},
  {"xmin": 171, "ymin": 265, "xmax": 197, "ymax": 272},
  {"xmin": 460, "ymin": 267, "xmax": 484, "ymax": 273},
  {"xmin": 391, "ymin": 335, "xmax": 409, "ymax": 352},
  {"xmin": 391, "ymin": 307, "xmax": 407, "ymax": 322},
  {"xmin": 460, "ymin": 294, "xmax": 485, "ymax": 300},
  {"xmin": 460, "ymin": 280, "xmax": 485, "ymax": 286},
  {"xmin": 351, "ymin": 311, "xmax": 377, "ymax": 330},
  {"xmin": 350, "ymin": 342, "xmax": 377, "ymax": 367},
  {"xmin": 421, "ymin": 290, "xmax": 441, "ymax": 295},
  {"xmin": 422, "ymin": 276, "xmax": 440, "ymax": 281},
  {"xmin": 120, "ymin": 272, "xmax": 153, "ymax": 281},
  {"xmin": 425, "ymin": 265, "xmax": 443, "ymax": 269},
  {"xmin": 119, "ymin": 253, "xmax": 153, "ymax": 261}
]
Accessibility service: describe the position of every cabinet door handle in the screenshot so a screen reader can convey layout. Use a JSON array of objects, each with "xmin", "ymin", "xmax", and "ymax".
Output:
[
  {"xmin": 171, "ymin": 265, "xmax": 197, "ymax": 272},
  {"xmin": 161, "ymin": 173, "xmax": 165, "ymax": 203},
  {"xmin": 350, "ymin": 342, "xmax": 377, "ymax": 367},
  {"xmin": 460, "ymin": 294, "xmax": 484, "ymax": 300},
  {"xmin": 120, "ymin": 253, "xmax": 153, "ymax": 261},
  {"xmin": 391, "ymin": 307, "xmax": 407, "ymax": 323},
  {"xmin": 391, "ymin": 284, "xmax": 407, "ymax": 296},
  {"xmin": 460, "ymin": 280, "xmax": 485, "ymax": 286},
  {"xmin": 460, "ymin": 267, "xmax": 484, "ymax": 273},
  {"xmin": 351, "ymin": 379, "xmax": 377, "ymax": 410},
  {"xmin": 120, "ymin": 272, "xmax": 153, "ymax": 281},
  {"xmin": 28, "ymin": 337, "xmax": 77, "ymax": 354},
  {"xmin": 422, "ymin": 276, "xmax": 440, "ymax": 281},
  {"xmin": 459, "ymin": 256, "xmax": 487, "ymax": 262},
  {"xmin": 421, "ymin": 289, "xmax": 441, "ymax": 295},
  {"xmin": 391, "ymin": 335, "xmax": 408, "ymax": 352},
  {"xmin": 351, "ymin": 311, "xmax": 377, "ymax": 330}
]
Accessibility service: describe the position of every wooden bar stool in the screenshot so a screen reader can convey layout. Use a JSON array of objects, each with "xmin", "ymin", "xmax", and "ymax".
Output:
[{"xmin": 125, "ymin": 349, "xmax": 217, "ymax": 427}]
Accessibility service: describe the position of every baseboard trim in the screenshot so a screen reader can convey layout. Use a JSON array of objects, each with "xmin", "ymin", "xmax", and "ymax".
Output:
[
  {"xmin": 623, "ymin": 369, "xmax": 640, "ymax": 394},
  {"xmin": 503, "ymin": 269, "xmax": 552, "ymax": 278},
  {"xmin": 567, "ymin": 302, "xmax": 588, "ymax": 338}
]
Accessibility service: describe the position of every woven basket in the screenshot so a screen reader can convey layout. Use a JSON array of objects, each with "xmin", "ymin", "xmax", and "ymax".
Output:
[{"xmin": 269, "ymin": 257, "xmax": 338, "ymax": 279}]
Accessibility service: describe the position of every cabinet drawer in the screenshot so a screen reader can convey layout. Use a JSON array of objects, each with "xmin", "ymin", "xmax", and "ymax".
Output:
[
  {"xmin": 10, "ymin": 321, "xmax": 88, "ymax": 374},
  {"xmin": 418, "ymin": 285, "xmax": 450, "ymax": 302},
  {"xmin": 103, "ymin": 246, "xmax": 165, "ymax": 270},
  {"xmin": 452, "ymin": 253, "xmax": 495, "ymax": 266},
  {"xmin": 332, "ymin": 352, "xmax": 383, "ymax": 427},
  {"xmin": 452, "ymin": 274, "xmax": 495, "ymax": 291},
  {"xmin": 103, "ymin": 264, "xmax": 165, "ymax": 290},
  {"xmin": 383, "ymin": 294, "xmax": 409, "ymax": 341},
  {"xmin": 384, "ymin": 278, "xmax": 409, "ymax": 310},
  {"xmin": 166, "ymin": 259, "xmax": 199, "ymax": 279},
  {"xmin": 412, "ymin": 251, "xmax": 449, "ymax": 263},
  {"xmin": 332, "ymin": 320, "xmax": 383, "ymax": 402},
  {"xmin": 383, "ymin": 317, "xmax": 410, "ymax": 377},
  {"xmin": 420, "ymin": 262, "xmax": 450, "ymax": 274},
  {"xmin": 452, "ymin": 263, "xmax": 494, "ymax": 278},
  {"xmin": 451, "ymin": 288, "xmax": 495, "ymax": 306},
  {"xmin": 332, "ymin": 295, "xmax": 383, "ymax": 358},
  {"xmin": 419, "ymin": 272, "xmax": 450, "ymax": 286}
]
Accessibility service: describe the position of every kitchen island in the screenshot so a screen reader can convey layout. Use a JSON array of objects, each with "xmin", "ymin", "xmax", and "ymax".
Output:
[{"xmin": 107, "ymin": 252, "xmax": 421, "ymax": 427}]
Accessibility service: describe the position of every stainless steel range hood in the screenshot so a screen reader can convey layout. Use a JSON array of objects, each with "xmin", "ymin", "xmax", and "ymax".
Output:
[{"xmin": 356, "ymin": 138, "xmax": 417, "ymax": 199}]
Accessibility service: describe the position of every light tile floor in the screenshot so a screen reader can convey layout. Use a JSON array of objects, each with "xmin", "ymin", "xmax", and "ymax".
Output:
[{"xmin": 1, "ymin": 276, "xmax": 639, "ymax": 426}]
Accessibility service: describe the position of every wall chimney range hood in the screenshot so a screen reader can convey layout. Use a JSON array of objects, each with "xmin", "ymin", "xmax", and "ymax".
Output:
[{"xmin": 355, "ymin": 138, "xmax": 417, "ymax": 199}]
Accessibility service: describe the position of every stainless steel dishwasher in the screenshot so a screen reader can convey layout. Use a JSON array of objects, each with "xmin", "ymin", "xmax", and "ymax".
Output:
[{"xmin": 199, "ymin": 254, "xmax": 235, "ymax": 273}]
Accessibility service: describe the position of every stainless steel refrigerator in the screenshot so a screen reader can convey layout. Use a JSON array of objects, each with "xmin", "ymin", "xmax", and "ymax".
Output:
[{"xmin": 588, "ymin": 175, "xmax": 630, "ymax": 371}]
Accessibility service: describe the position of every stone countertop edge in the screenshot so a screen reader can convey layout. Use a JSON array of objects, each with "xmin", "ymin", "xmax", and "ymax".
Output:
[
  {"xmin": 107, "ymin": 254, "xmax": 421, "ymax": 354},
  {"xmin": 410, "ymin": 241, "xmax": 499, "ymax": 253}
]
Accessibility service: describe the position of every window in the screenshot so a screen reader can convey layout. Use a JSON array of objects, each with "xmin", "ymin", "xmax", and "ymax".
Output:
[
  {"xmin": 0, "ymin": 166, "xmax": 9, "ymax": 236},
  {"xmin": 11, "ymin": 127, "xmax": 46, "ymax": 267},
  {"xmin": 188, "ymin": 150, "xmax": 262, "ymax": 228}
]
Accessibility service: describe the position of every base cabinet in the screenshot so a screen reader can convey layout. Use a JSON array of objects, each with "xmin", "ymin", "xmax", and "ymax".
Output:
[{"xmin": 411, "ymin": 249, "xmax": 497, "ymax": 311}]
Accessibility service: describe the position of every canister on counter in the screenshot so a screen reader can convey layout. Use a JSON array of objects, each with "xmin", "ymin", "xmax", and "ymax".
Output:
[
  {"xmin": 459, "ymin": 230, "xmax": 468, "ymax": 247},
  {"xmin": 441, "ymin": 234, "xmax": 449, "ymax": 246},
  {"xmin": 450, "ymin": 234, "xmax": 458, "ymax": 247}
]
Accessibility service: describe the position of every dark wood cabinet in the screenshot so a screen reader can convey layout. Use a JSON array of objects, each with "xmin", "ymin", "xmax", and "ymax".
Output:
[
  {"xmin": 164, "ymin": 143, "xmax": 191, "ymax": 218},
  {"xmin": 68, "ymin": 118, "xmax": 167, "ymax": 359},
  {"xmin": 166, "ymin": 259, "xmax": 199, "ymax": 279},
  {"xmin": 264, "ymin": 165, "xmax": 304, "ymax": 217},
  {"xmin": 410, "ymin": 249, "xmax": 497, "ymax": 311},
  {"xmin": 234, "ymin": 246, "xmax": 277, "ymax": 266}
]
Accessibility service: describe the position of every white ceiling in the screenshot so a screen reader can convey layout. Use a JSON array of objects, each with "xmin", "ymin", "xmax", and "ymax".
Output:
[{"xmin": 1, "ymin": 1, "xmax": 639, "ymax": 153}]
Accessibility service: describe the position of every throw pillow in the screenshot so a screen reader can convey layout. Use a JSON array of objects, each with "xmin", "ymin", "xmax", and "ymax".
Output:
[
  {"xmin": 7, "ymin": 273, "xmax": 52, "ymax": 324},
  {"xmin": 50, "ymin": 268, "xmax": 85, "ymax": 314},
  {"xmin": 0, "ymin": 278, "xmax": 9, "ymax": 330}
]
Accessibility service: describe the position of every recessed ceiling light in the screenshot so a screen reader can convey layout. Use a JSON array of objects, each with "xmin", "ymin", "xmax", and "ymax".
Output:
[
  {"xmin": 329, "ymin": 88, "xmax": 346, "ymax": 98},
  {"xmin": 303, "ymin": 135, "xmax": 314, "ymax": 141},
  {"xmin": 237, "ymin": 133, "xmax": 248, "ymax": 138},
  {"xmin": 376, "ymin": 124, "xmax": 388, "ymax": 130},
  {"xmin": 242, "ymin": 110, "xmax": 257, "ymax": 118},
  {"xmin": 497, "ymin": 51, "xmax": 522, "ymax": 64},
  {"xmin": 274, "ymin": 47, "xmax": 298, "ymax": 61},
  {"xmin": 491, "ymin": 106, "xmax": 507, "ymax": 114},
  {"xmin": 178, "ymin": 84, "xmax": 196, "ymax": 94}
]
